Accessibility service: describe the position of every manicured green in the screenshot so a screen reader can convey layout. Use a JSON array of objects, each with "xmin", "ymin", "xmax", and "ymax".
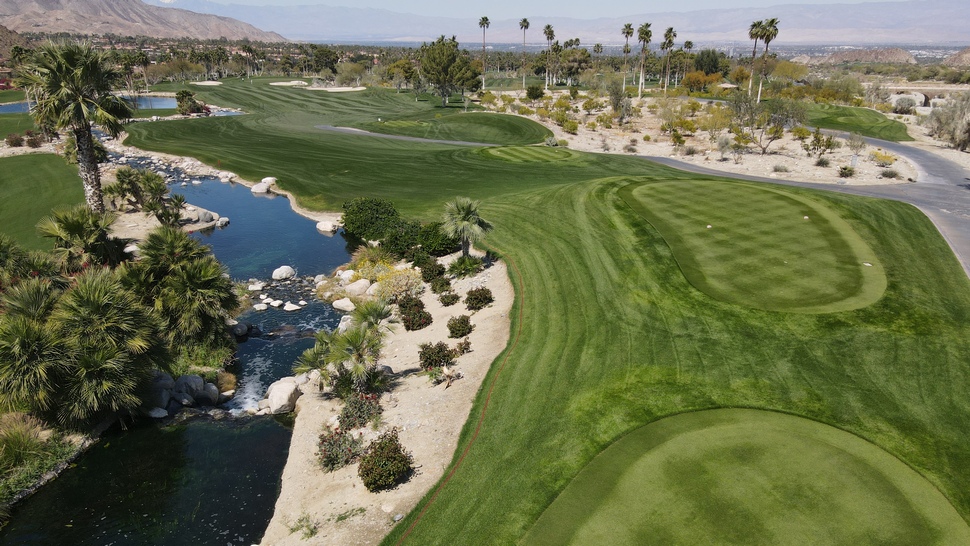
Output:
[
  {"xmin": 525, "ymin": 409, "xmax": 970, "ymax": 545},
  {"xmin": 0, "ymin": 154, "xmax": 82, "ymax": 249},
  {"xmin": 621, "ymin": 179, "xmax": 887, "ymax": 313},
  {"xmin": 0, "ymin": 89, "xmax": 26, "ymax": 103},
  {"xmin": 356, "ymin": 112, "xmax": 551, "ymax": 145},
  {"xmin": 117, "ymin": 81, "xmax": 970, "ymax": 543},
  {"xmin": 0, "ymin": 114, "xmax": 36, "ymax": 137},
  {"xmin": 807, "ymin": 103, "xmax": 913, "ymax": 142},
  {"xmin": 130, "ymin": 108, "xmax": 178, "ymax": 119}
]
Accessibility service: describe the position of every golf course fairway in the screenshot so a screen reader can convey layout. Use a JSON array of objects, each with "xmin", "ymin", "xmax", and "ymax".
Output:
[
  {"xmin": 525, "ymin": 409, "xmax": 970, "ymax": 545},
  {"xmin": 620, "ymin": 180, "xmax": 887, "ymax": 313}
]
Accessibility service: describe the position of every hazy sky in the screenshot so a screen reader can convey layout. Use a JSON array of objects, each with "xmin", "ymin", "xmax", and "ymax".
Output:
[{"xmin": 196, "ymin": 0, "xmax": 896, "ymax": 19}]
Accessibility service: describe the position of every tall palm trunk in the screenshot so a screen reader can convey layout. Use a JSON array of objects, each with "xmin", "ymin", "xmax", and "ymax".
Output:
[
  {"xmin": 748, "ymin": 39, "xmax": 759, "ymax": 96},
  {"xmin": 73, "ymin": 126, "xmax": 105, "ymax": 213}
]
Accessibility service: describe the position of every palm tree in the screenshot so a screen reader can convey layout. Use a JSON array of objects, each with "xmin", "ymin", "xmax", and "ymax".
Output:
[
  {"xmin": 17, "ymin": 42, "xmax": 133, "ymax": 213},
  {"xmin": 636, "ymin": 23, "xmax": 652, "ymax": 99},
  {"xmin": 154, "ymin": 255, "xmax": 238, "ymax": 346},
  {"xmin": 352, "ymin": 299, "xmax": 394, "ymax": 333},
  {"xmin": 36, "ymin": 204, "xmax": 131, "ymax": 274},
  {"xmin": 479, "ymin": 16, "xmax": 490, "ymax": 90},
  {"xmin": 682, "ymin": 40, "xmax": 694, "ymax": 83},
  {"xmin": 0, "ymin": 235, "xmax": 28, "ymax": 293},
  {"xmin": 543, "ymin": 24, "xmax": 555, "ymax": 89},
  {"xmin": 661, "ymin": 27, "xmax": 677, "ymax": 94},
  {"xmin": 442, "ymin": 197, "xmax": 493, "ymax": 257},
  {"xmin": 756, "ymin": 18, "xmax": 779, "ymax": 103},
  {"xmin": 621, "ymin": 23, "xmax": 633, "ymax": 88},
  {"xmin": 519, "ymin": 18, "xmax": 530, "ymax": 89},
  {"xmin": 747, "ymin": 20, "xmax": 765, "ymax": 96}
]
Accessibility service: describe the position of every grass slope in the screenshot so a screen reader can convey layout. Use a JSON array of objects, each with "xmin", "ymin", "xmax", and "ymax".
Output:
[
  {"xmin": 119, "ymin": 85, "xmax": 970, "ymax": 543},
  {"xmin": 806, "ymin": 103, "xmax": 913, "ymax": 142},
  {"xmin": 525, "ymin": 409, "xmax": 970, "ymax": 545},
  {"xmin": 0, "ymin": 154, "xmax": 82, "ymax": 249},
  {"xmin": 0, "ymin": 113, "xmax": 36, "ymax": 137}
]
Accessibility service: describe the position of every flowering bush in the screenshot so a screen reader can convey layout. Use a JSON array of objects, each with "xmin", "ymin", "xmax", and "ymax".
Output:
[
  {"xmin": 464, "ymin": 287, "xmax": 494, "ymax": 311},
  {"xmin": 358, "ymin": 428, "xmax": 413, "ymax": 492},
  {"xmin": 318, "ymin": 427, "xmax": 363, "ymax": 472},
  {"xmin": 340, "ymin": 393, "xmax": 382, "ymax": 429}
]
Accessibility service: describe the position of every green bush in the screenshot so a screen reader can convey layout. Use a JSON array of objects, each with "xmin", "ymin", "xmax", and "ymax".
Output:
[
  {"xmin": 815, "ymin": 157, "xmax": 830, "ymax": 167},
  {"xmin": 339, "ymin": 393, "xmax": 382, "ymax": 429},
  {"xmin": 526, "ymin": 84, "xmax": 544, "ymax": 103},
  {"xmin": 838, "ymin": 166, "xmax": 855, "ymax": 178},
  {"xmin": 421, "ymin": 261, "xmax": 446, "ymax": 282},
  {"xmin": 342, "ymin": 197, "xmax": 400, "ymax": 241},
  {"xmin": 881, "ymin": 169, "xmax": 900, "ymax": 179},
  {"xmin": 398, "ymin": 295, "xmax": 432, "ymax": 331},
  {"xmin": 318, "ymin": 427, "xmax": 363, "ymax": 472},
  {"xmin": 563, "ymin": 120, "xmax": 579, "ymax": 134},
  {"xmin": 465, "ymin": 287, "xmax": 494, "ymax": 311},
  {"xmin": 25, "ymin": 135, "xmax": 42, "ymax": 148},
  {"xmin": 418, "ymin": 341, "xmax": 455, "ymax": 370},
  {"xmin": 406, "ymin": 248, "xmax": 433, "ymax": 269},
  {"xmin": 176, "ymin": 90, "xmax": 206, "ymax": 115},
  {"xmin": 0, "ymin": 413, "xmax": 47, "ymax": 473},
  {"xmin": 439, "ymin": 292, "xmax": 460, "ymax": 306},
  {"xmin": 448, "ymin": 255, "xmax": 483, "ymax": 278},
  {"xmin": 381, "ymin": 219, "xmax": 421, "ymax": 258},
  {"xmin": 358, "ymin": 428, "xmax": 413, "ymax": 492},
  {"xmin": 448, "ymin": 315, "xmax": 474, "ymax": 338},
  {"xmin": 418, "ymin": 222, "xmax": 460, "ymax": 256},
  {"xmin": 430, "ymin": 276, "xmax": 451, "ymax": 294}
]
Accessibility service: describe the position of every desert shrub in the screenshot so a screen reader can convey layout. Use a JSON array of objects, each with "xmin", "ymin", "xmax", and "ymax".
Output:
[
  {"xmin": 439, "ymin": 292, "xmax": 460, "ymax": 306},
  {"xmin": 342, "ymin": 197, "xmax": 400, "ymax": 241},
  {"xmin": 683, "ymin": 146, "xmax": 698, "ymax": 156},
  {"xmin": 4, "ymin": 133, "xmax": 23, "ymax": 147},
  {"xmin": 448, "ymin": 315, "xmax": 474, "ymax": 338},
  {"xmin": 0, "ymin": 413, "xmax": 47, "ymax": 473},
  {"xmin": 526, "ymin": 84, "xmax": 544, "ymax": 103},
  {"xmin": 624, "ymin": 143, "xmax": 637, "ymax": 153},
  {"xmin": 642, "ymin": 134, "xmax": 651, "ymax": 142},
  {"xmin": 318, "ymin": 427, "xmax": 363, "ymax": 472},
  {"xmin": 418, "ymin": 222, "xmax": 459, "ymax": 256},
  {"xmin": 358, "ymin": 428, "xmax": 413, "ymax": 492},
  {"xmin": 454, "ymin": 338, "xmax": 472, "ymax": 355},
  {"xmin": 351, "ymin": 246, "xmax": 393, "ymax": 268},
  {"xmin": 881, "ymin": 169, "xmax": 900, "ymax": 179},
  {"xmin": 418, "ymin": 341, "xmax": 455, "ymax": 370},
  {"xmin": 870, "ymin": 150, "xmax": 897, "ymax": 167},
  {"xmin": 380, "ymin": 219, "xmax": 421, "ymax": 258},
  {"xmin": 838, "ymin": 166, "xmax": 855, "ymax": 178},
  {"xmin": 398, "ymin": 295, "xmax": 432, "ymax": 331},
  {"xmin": 216, "ymin": 370, "xmax": 237, "ymax": 392},
  {"xmin": 558, "ymin": 139, "xmax": 569, "ymax": 147},
  {"xmin": 448, "ymin": 255, "xmax": 483, "ymax": 278},
  {"xmin": 536, "ymin": 107, "xmax": 550, "ymax": 119},
  {"xmin": 585, "ymin": 121, "xmax": 597, "ymax": 131},
  {"xmin": 790, "ymin": 126, "xmax": 812, "ymax": 141},
  {"xmin": 544, "ymin": 136, "xmax": 558, "ymax": 147},
  {"xmin": 354, "ymin": 259, "xmax": 394, "ymax": 282},
  {"xmin": 420, "ymin": 261, "xmax": 445, "ymax": 282},
  {"xmin": 893, "ymin": 97, "xmax": 916, "ymax": 115},
  {"xmin": 375, "ymin": 268, "xmax": 423, "ymax": 301},
  {"xmin": 517, "ymin": 105, "xmax": 535, "ymax": 116},
  {"xmin": 596, "ymin": 113, "xmax": 613, "ymax": 129},
  {"xmin": 430, "ymin": 276, "xmax": 451, "ymax": 294},
  {"xmin": 815, "ymin": 157, "xmax": 830, "ymax": 167},
  {"xmin": 25, "ymin": 134, "xmax": 42, "ymax": 148},
  {"xmin": 407, "ymin": 249, "xmax": 434, "ymax": 270},
  {"xmin": 562, "ymin": 120, "xmax": 579, "ymax": 134},
  {"xmin": 465, "ymin": 287, "xmax": 494, "ymax": 311},
  {"xmin": 339, "ymin": 393, "xmax": 382, "ymax": 429},
  {"xmin": 773, "ymin": 164, "xmax": 790, "ymax": 173}
]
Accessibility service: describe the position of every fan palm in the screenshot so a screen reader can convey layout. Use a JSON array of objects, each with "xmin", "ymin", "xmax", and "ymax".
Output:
[
  {"xmin": 747, "ymin": 20, "xmax": 765, "ymax": 95},
  {"xmin": 519, "ymin": 18, "xmax": 530, "ymax": 89},
  {"xmin": 621, "ymin": 23, "xmax": 633, "ymax": 87},
  {"xmin": 756, "ymin": 18, "xmax": 780, "ymax": 103},
  {"xmin": 154, "ymin": 255, "xmax": 238, "ymax": 346},
  {"xmin": 58, "ymin": 346, "xmax": 144, "ymax": 428},
  {"xmin": 0, "ymin": 315, "xmax": 67, "ymax": 416},
  {"xmin": 636, "ymin": 23, "xmax": 652, "ymax": 99},
  {"xmin": 661, "ymin": 27, "xmax": 677, "ymax": 94},
  {"xmin": 36, "ymin": 204, "xmax": 131, "ymax": 274},
  {"xmin": 322, "ymin": 326, "xmax": 387, "ymax": 397},
  {"xmin": 442, "ymin": 197, "xmax": 493, "ymax": 258},
  {"xmin": 352, "ymin": 299, "xmax": 394, "ymax": 333},
  {"xmin": 0, "ymin": 235, "xmax": 28, "ymax": 292},
  {"xmin": 479, "ymin": 16, "xmax": 490, "ymax": 89},
  {"xmin": 543, "ymin": 24, "xmax": 555, "ymax": 88},
  {"xmin": 16, "ymin": 42, "xmax": 133, "ymax": 213}
]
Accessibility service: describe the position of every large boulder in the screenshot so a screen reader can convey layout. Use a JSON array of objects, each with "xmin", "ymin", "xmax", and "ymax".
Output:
[
  {"xmin": 345, "ymin": 279, "xmax": 371, "ymax": 296},
  {"xmin": 283, "ymin": 302, "xmax": 302, "ymax": 312},
  {"xmin": 174, "ymin": 374, "xmax": 205, "ymax": 399},
  {"xmin": 265, "ymin": 379, "xmax": 302, "ymax": 414},
  {"xmin": 316, "ymin": 220, "xmax": 339, "ymax": 233},
  {"xmin": 198, "ymin": 210, "xmax": 214, "ymax": 223},
  {"xmin": 148, "ymin": 407, "xmax": 168, "ymax": 419},
  {"xmin": 195, "ymin": 382, "xmax": 220, "ymax": 406},
  {"xmin": 333, "ymin": 298, "xmax": 356, "ymax": 312},
  {"xmin": 231, "ymin": 322, "xmax": 250, "ymax": 338},
  {"xmin": 272, "ymin": 265, "xmax": 296, "ymax": 280},
  {"xmin": 336, "ymin": 314, "xmax": 354, "ymax": 334},
  {"xmin": 251, "ymin": 178, "xmax": 275, "ymax": 193},
  {"xmin": 366, "ymin": 282, "xmax": 381, "ymax": 296},
  {"xmin": 149, "ymin": 371, "xmax": 174, "ymax": 409},
  {"xmin": 337, "ymin": 270, "xmax": 355, "ymax": 283}
]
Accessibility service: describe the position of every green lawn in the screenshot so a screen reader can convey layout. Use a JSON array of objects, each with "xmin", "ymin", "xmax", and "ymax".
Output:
[
  {"xmin": 806, "ymin": 103, "xmax": 913, "ymax": 142},
  {"xmin": 0, "ymin": 113, "xmax": 36, "ymax": 137},
  {"xmin": 117, "ymin": 80, "xmax": 970, "ymax": 543},
  {"xmin": 525, "ymin": 409, "xmax": 970, "ymax": 545},
  {"xmin": 620, "ymin": 180, "xmax": 886, "ymax": 313},
  {"xmin": 0, "ymin": 154, "xmax": 82, "ymax": 250},
  {"xmin": 0, "ymin": 89, "xmax": 26, "ymax": 103}
]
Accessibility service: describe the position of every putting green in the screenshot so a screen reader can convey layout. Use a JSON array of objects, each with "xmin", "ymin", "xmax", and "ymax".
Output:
[
  {"xmin": 478, "ymin": 146, "xmax": 579, "ymax": 163},
  {"xmin": 620, "ymin": 179, "xmax": 886, "ymax": 313},
  {"xmin": 525, "ymin": 409, "xmax": 970, "ymax": 545}
]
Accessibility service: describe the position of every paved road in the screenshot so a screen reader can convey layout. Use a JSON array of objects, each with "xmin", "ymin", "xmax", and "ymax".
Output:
[{"xmin": 645, "ymin": 140, "xmax": 970, "ymax": 275}]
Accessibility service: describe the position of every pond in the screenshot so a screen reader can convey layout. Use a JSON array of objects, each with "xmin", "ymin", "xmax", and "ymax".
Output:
[{"xmin": 0, "ymin": 153, "xmax": 351, "ymax": 544}]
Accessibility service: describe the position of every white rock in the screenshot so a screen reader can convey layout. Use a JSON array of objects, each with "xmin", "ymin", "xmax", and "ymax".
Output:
[
  {"xmin": 345, "ymin": 279, "xmax": 371, "ymax": 296},
  {"xmin": 191, "ymin": 179, "xmax": 202, "ymax": 185},
  {"xmin": 314, "ymin": 274, "xmax": 327, "ymax": 284},
  {"xmin": 337, "ymin": 314, "xmax": 354, "ymax": 334},
  {"xmin": 316, "ymin": 220, "xmax": 338, "ymax": 233},
  {"xmin": 366, "ymin": 282, "xmax": 381, "ymax": 296},
  {"xmin": 261, "ymin": 176, "xmax": 277, "ymax": 185},
  {"xmin": 251, "ymin": 181, "xmax": 271, "ymax": 194},
  {"xmin": 283, "ymin": 302, "xmax": 302, "ymax": 311},
  {"xmin": 298, "ymin": 300, "xmax": 307, "ymax": 306},
  {"xmin": 124, "ymin": 244, "xmax": 139, "ymax": 256},
  {"xmin": 337, "ymin": 270, "xmax": 355, "ymax": 283},
  {"xmin": 333, "ymin": 298, "xmax": 355, "ymax": 312},
  {"xmin": 259, "ymin": 293, "xmax": 268, "ymax": 300},
  {"xmin": 248, "ymin": 281, "xmax": 266, "ymax": 291},
  {"xmin": 216, "ymin": 217, "xmax": 229, "ymax": 227},
  {"xmin": 253, "ymin": 303, "xmax": 269, "ymax": 311},
  {"xmin": 272, "ymin": 265, "xmax": 296, "ymax": 280},
  {"xmin": 270, "ymin": 299, "xmax": 283, "ymax": 307},
  {"xmin": 265, "ymin": 379, "xmax": 302, "ymax": 414}
]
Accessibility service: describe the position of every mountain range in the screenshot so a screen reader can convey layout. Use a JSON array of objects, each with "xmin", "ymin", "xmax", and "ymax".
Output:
[
  {"xmin": 143, "ymin": 0, "xmax": 969, "ymax": 45},
  {"xmin": 0, "ymin": 0, "xmax": 284, "ymax": 42}
]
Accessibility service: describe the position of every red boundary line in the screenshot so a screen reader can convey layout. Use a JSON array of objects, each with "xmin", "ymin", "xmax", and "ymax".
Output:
[{"xmin": 396, "ymin": 255, "xmax": 525, "ymax": 544}]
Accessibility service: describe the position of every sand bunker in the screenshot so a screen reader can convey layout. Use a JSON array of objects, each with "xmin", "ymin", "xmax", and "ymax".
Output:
[
  {"xmin": 269, "ymin": 80, "xmax": 309, "ymax": 87},
  {"xmin": 304, "ymin": 86, "xmax": 366, "ymax": 92},
  {"xmin": 190, "ymin": 81, "xmax": 223, "ymax": 86}
]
